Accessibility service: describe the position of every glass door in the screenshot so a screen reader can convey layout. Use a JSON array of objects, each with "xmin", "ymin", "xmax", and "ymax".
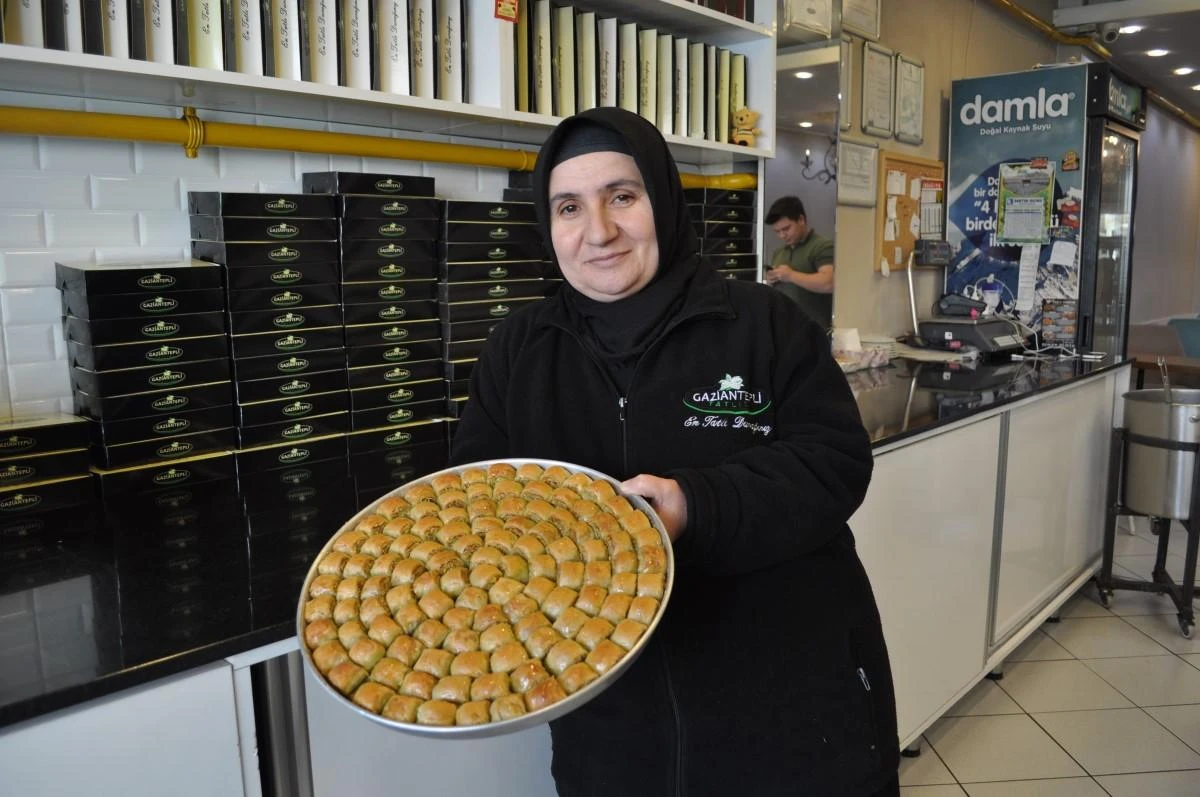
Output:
[{"xmin": 1090, "ymin": 127, "xmax": 1137, "ymax": 357}]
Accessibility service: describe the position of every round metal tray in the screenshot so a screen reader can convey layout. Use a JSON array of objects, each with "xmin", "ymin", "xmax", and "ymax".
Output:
[{"xmin": 296, "ymin": 458, "xmax": 675, "ymax": 739}]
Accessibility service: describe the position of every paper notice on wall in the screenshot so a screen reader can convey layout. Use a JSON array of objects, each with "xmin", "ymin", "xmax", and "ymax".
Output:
[
  {"xmin": 909, "ymin": 213, "xmax": 921, "ymax": 238},
  {"xmin": 886, "ymin": 170, "xmax": 907, "ymax": 196},
  {"xmin": 884, "ymin": 219, "xmax": 897, "ymax": 241},
  {"xmin": 1048, "ymin": 239, "xmax": 1078, "ymax": 268},
  {"xmin": 909, "ymin": 178, "xmax": 922, "ymax": 200},
  {"xmin": 886, "ymin": 196, "xmax": 898, "ymax": 219},
  {"xmin": 1016, "ymin": 244, "xmax": 1040, "ymax": 312}
]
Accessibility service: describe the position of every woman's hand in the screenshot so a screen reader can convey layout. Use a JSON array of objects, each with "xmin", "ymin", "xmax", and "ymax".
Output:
[{"xmin": 620, "ymin": 474, "xmax": 688, "ymax": 542}]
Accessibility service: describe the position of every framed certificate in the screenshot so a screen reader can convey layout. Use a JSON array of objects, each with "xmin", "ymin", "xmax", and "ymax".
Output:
[
  {"xmin": 861, "ymin": 41, "xmax": 894, "ymax": 138},
  {"xmin": 894, "ymin": 53, "xmax": 925, "ymax": 145},
  {"xmin": 842, "ymin": 0, "xmax": 881, "ymax": 40},
  {"xmin": 839, "ymin": 37, "xmax": 852, "ymax": 132},
  {"xmin": 837, "ymin": 138, "xmax": 879, "ymax": 208}
]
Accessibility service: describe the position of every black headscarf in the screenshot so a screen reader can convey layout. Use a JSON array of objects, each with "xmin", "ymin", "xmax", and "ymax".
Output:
[{"xmin": 533, "ymin": 108, "xmax": 702, "ymax": 393}]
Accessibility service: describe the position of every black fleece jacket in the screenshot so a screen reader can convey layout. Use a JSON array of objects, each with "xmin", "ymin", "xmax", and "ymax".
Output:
[{"xmin": 451, "ymin": 270, "xmax": 898, "ymax": 796}]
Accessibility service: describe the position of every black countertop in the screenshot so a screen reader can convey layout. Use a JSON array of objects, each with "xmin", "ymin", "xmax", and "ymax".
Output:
[{"xmin": 0, "ymin": 356, "xmax": 1128, "ymax": 730}]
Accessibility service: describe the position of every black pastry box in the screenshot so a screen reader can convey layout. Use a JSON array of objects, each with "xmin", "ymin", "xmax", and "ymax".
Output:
[
  {"xmin": 0, "ymin": 475, "xmax": 95, "ymax": 516},
  {"xmin": 188, "ymin": 191, "xmax": 338, "ymax": 218},
  {"xmin": 231, "ymin": 349, "xmax": 347, "ymax": 382},
  {"xmin": 236, "ymin": 456, "xmax": 352, "ymax": 511},
  {"xmin": 191, "ymin": 240, "xmax": 340, "ymax": 268},
  {"xmin": 701, "ymin": 238, "xmax": 755, "ymax": 256},
  {"xmin": 61, "ymin": 289, "xmax": 226, "ymax": 322},
  {"xmin": 688, "ymin": 204, "xmax": 756, "ymax": 223},
  {"xmin": 346, "ymin": 419, "xmax": 445, "ymax": 456},
  {"xmin": 440, "ymin": 242, "xmax": 546, "ymax": 264},
  {"xmin": 70, "ymin": 358, "xmax": 231, "ymax": 397},
  {"xmin": 227, "ymin": 305, "xmax": 342, "ymax": 336},
  {"xmin": 0, "ymin": 449, "xmax": 91, "ymax": 489},
  {"xmin": 340, "ymin": 238, "xmax": 437, "ymax": 265},
  {"xmin": 235, "ymin": 412, "xmax": 350, "ymax": 449},
  {"xmin": 351, "ymin": 441, "xmax": 448, "ymax": 491},
  {"xmin": 0, "ymin": 414, "xmax": 89, "ymax": 458},
  {"xmin": 64, "ymin": 312, "xmax": 227, "ymax": 347},
  {"xmin": 339, "ymin": 218, "xmax": 440, "ymax": 241},
  {"xmin": 346, "ymin": 360, "xmax": 443, "ymax": 391},
  {"xmin": 56, "ymin": 260, "xmax": 223, "ymax": 295},
  {"xmin": 233, "ymin": 433, "xmax": 348, "ymax": 475},
  {"xmin": 347, "ymin": 340, "xmax": 442, "ymax": 368},
  {"xmin": 445, "ymin": 339, "xmax": 486, "ymax": 361},
  {"xmin": 302, "ymin": 172, "xmax": 436, "ymax": 197},
  {"xmin": 440, "ymin": 260, "xmax": 546, "ymax": 283},
  {"xmin": 228, "ymin": 327, "xmax": 345, "ymax": 360},
  {"xmin": 349, "ymin": 401, "xmax": 445, "ymax": 430},
  {"xmin": 189, "ymin": 216, "xmax": 340, "ymax": 242},
  {"xmin": 704, "ymin": 254, "xmax": 757, "ymax": 271},
  {"xmin": 696, "ymin": 221, "xmax": 755, "ymax": 240},
  {"xmin": 342, "ymin": 300, "xmax": 437, "ymax": 326},
  {"xmin": 236, "ymin": 391, "xmax": 350, "ymax": 427},
  {"xmin": 225, "ymin": 284, "xmax": 341, "ymax": 313},
  {"xmin": 74, "ymin": 381, "xmax": 234, "ymax": 422},
  {"xmin": 87, "ymin": 406, "xmax": 234, "ymax": 448},
  {"xmin": 441, "ymin": 318, "xmax": 502, "ymax": 343},
  {"xmin": 443, "ymin": 200, "xmax": 536, "ymax": 224},
  {"xmin": 68, "ymin": 336, "xmax": 229, "ymax": 372},
  {"xmin": 341, "ymin": 259, "xmax": 439, "ymax": 283},
  {"xmin": 341, "ymin": 280, "xmax": 437, "ymax": 305},
  {"xmin": 92, "ymin": 451, "xmax": 235, "ymax": 497},
  {"xmin": 339, "ymin": 195, "xmax": 441, "ymax": 219},
  {"xmin": 224, "ymin": 262, "xmax": 340, "ymax": 291},
  {"xmin": 438, "ymin": 297, "xmax": 539, "ymax": 324},
  {"xmin": 89, "ymin": 427, "xmax": 236, "ymax": 470},
  {"xmin": 232, "ymin": 370, "xmax": 349, "ymax": 405},
  {"xmin": 442, "ymin": 222, "xmax": 542, "ymax": 246},
  {"xmin": 437, "ymin": 279, "xmax": 551, "ymax": 303},
  {"xmin": 343, "ymin": 319, "xmax": 440, "ymax": 348},
  {"xmin": 682, "ymin": 188, "xmax": 756, "ymax": 205},
  {"xmin": 348, "ymin": 379, "xmax": 446, "ymax": 412}
]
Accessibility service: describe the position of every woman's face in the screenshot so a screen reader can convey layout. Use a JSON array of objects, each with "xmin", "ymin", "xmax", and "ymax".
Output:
[{"xmin": 547, "ymin": 150, "xmax": 659, "ymax": 303}]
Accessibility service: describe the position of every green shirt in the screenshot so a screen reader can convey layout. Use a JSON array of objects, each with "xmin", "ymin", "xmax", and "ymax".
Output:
[{"xmin": 770, "ymin": 229, "xmax": 834, "ymax": 328}]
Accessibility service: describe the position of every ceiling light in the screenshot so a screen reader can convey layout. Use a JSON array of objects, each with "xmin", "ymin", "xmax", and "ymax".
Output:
[
  {"xmin": 798, "ymin": 121, "xmax": 813, "ymax": 128},
  {"xmin": 1174, "ymin": 67, "xmax": 1195, "ymax": 76},
  {"xmin": 1118, "ymin": 25, "xmax": 1143, "ymax": 35},
  {"xmin": 1146, "ymin": 49, "xmax": 1169, "ymax": 57},
  {"xmin": 794, "ymin": 71, "xmax": 813, "ymax": 79}
]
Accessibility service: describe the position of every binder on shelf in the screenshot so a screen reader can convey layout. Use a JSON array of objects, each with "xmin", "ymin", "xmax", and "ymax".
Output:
[
  {"xmin": 140, "ymin": 0, "xmax": 173, "ymax": 63},
  {"xmin": 409, "ymin": 0, "xmax": 434, "ymax": 98},
  {"xmin": 688, "ymin": 40, "xmax": 704, "ymax": 139},
  {"xmin": 716, "ymin": 47, "xmax": 731, "ymax": 143},
  {"xmin": 232, "ymin": 0, "xmax": 265, "ymax": 75},
  {"xmin": 176, "ymin": 0, "xmax": 224, "ymax": 69},
  {"xmin": 551, "ymin": 4, "xmax": 574, "ymax": 117},
  {"xmin": 616, "ymin": 20, "xmax": 637, "ymax": 114},
  {"xmin": 530, "ymin": 0, "xmax": 551, "ymax": 115},
  {"xmin": 268, "ymin": 0, "xmax": 300, "ymax": 79},
  {"xmin": 636, "ymin": 27, "xmax": 657, "ymax": 125},
  {"xmin": 103, "ymin": 0, "xmax": 129, "ymax": 57},
  {"xmin": 596, "ymin": 15, "xmax": 616, "ymax": 108},
  {"xmin": 83, "ymin": 0, "xmax": 103, "ymax": 54},
  {"xmin": 730, "ymin": 52, "xmax": 746, "ymax": 118},
  {"xmin": 45, "ymin": 0, "xmax": 83, "ymax": 52},
  {"xmin": 303, "ymin": 0, "xmax": 337, "ymax": 84},
  {"xmin": 575, "ymin": 9, "xmax": 596, "ymax": 112},
  {"xmin": 375, "ymin": 0, "xmax": 409, "ymax": 94},
  {"xmin": 673, "ymin": 37, "xmax": 688, "ymax": 138},
  {"xmin": 705, "ymin": 43, "xmax": 717, "ymax": 142},
  {"xmin": 340, "ymin": 0, "xmax": 369, "ymax": 89},
  {"xmin": 435, "ymin": 0, "xmax": 464, "ymax": 103},
  {"xmin": 513, "ymin": 0, "xmax": 530, "ymax": 111},
  {"xmin": 656, "ymin": 33, "xmax": 672, "ymax": 134},
  {"xmin": 4, "ymin": 0, "xmax": 45, "ymax": 47}
]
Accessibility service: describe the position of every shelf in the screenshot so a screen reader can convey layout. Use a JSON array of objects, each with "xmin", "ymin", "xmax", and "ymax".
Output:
[
  {"xmin": 0, "ymin": 44, "xmax": 769, "ymax": 165},
  {"xmin": 571, "ymin": 0, "xmax": 772, "ymax": 45}
]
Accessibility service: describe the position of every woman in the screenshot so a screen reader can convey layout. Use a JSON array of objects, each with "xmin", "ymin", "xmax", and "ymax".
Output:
[{"xmin": 451, "ymin": 107, "xmax": 899, "ymax": 796}]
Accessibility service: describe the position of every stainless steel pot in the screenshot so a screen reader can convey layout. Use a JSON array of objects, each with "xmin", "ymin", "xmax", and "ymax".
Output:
[{"xmin": 1123, "ymin": 388, "xmax": 1200, "ymax": 520}]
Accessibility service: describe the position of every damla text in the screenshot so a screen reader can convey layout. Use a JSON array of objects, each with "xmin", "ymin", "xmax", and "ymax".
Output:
[{"xmin": 683, "ymin": 415, "xmax": 772, "ymax": 437}]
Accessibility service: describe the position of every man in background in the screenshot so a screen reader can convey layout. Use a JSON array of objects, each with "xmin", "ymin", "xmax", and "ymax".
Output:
[{"xmin": 764, "ymin": 196, "xmax": 835, "ymax": 328}]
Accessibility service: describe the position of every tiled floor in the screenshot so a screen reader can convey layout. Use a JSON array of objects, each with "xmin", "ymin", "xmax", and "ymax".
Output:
[{"xmin": 901, "ymin": 523, "xmax": 1200, "ymax": 796}]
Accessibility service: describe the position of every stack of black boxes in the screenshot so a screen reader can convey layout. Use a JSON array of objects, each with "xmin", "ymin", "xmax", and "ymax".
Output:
[
  {"xmin": 189, "ymin": 192, "xmax": 350, "ymax": 451},
  {"xmin": 439, "ymin": 199, "xmax": 555, "ymax": 419},
  {"xmin": 187, "ymin": 190, "xmax": 358, "ymax": 568},
  {"xmin": 301, "ymin": 171, "xmax": 449, "ymax": 506},
  {"xmin": 685, "ymin": 188, "xmax": 758, "ymax": 281},
  {"xmin": 57, "ymin": 261, "xmax": 235, "ymax": 470},
  {"xmin": 0, "ymin": 415, "xmax": 93, "ymax": 544}
]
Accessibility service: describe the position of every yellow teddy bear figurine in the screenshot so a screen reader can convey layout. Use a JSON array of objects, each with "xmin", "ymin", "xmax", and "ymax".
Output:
[{"xmin": 730, "ymin": 107, "xmax": 762, "ymax": 147}]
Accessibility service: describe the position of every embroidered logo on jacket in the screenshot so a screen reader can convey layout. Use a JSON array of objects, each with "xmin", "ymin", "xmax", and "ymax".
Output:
[{"xmin": 683, "ymin": 374, "xmax": 773, "ymax": 437}]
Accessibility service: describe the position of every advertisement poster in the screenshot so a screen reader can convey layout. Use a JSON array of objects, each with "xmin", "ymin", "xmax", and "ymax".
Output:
[{"xmin": 944, "ymin": 65, "xmax": 1088, "ymax": 325}]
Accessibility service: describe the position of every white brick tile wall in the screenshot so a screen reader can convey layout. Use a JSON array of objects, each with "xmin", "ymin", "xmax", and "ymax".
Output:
[
  {"xmin": 46, "ymin": 211, "xmax": 140, "ymax": 248},
  {"xmin": 90, "ymin": 176, "xmax": 183, "ymax": 211},
  {"xmin": 42, "ymin": 138, "xmax": 135, "ymax": 173},
  {"xmin": 0, "ymin": 212, "xmax": 47, "ymax": 248},
  {"xmin": 5, "ymin": 324, "xmax": 58, "ymax": 365},
  {"xmin": 0, "ymin": 124, "xmax": 507, "ymax": 418},
  {"xmin": 0, "ymin": 174, "xmax": 90, "ymax": 210}
]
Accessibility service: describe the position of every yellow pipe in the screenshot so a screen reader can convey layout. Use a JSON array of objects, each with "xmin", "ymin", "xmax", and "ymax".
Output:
[
  {"xmin": 984, "ymin": 0, "xmax": 1200, "ymax": 131},
  {"xmin": 0, "ymin": 105, "xmax": 758, "ymax": 188}
]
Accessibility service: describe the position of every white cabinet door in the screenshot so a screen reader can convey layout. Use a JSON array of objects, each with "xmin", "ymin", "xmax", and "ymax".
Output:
[
  {"xmin": 0, "ymin": 662, "xmax": 246, "ymax": 797},
  {"xmin": 993, "ymin": 374, "xmax": 1115, "ymax": 642},
  {"xmin": 304, "ymin": 666, "xmax": 557, "ymax": 797},
  {"xmin": 851, "ymin": 416, "xmax": 1001, "ymax": 745}
]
